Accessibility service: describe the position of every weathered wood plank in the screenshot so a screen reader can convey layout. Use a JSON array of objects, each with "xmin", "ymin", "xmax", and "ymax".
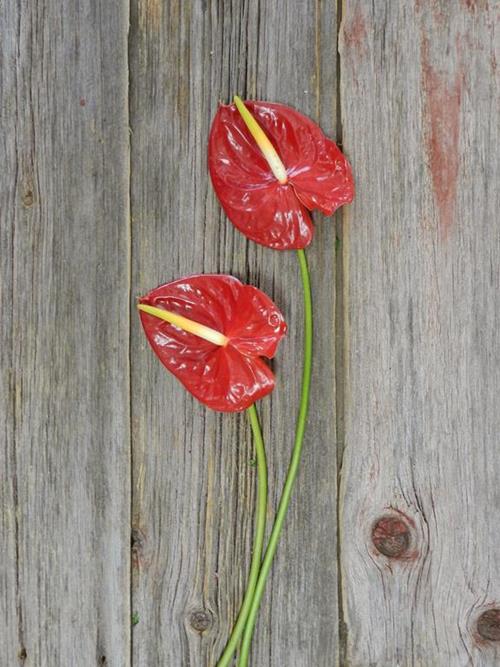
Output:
[
  {"xmin": 0, "ymin": 1, "xmax": 130, "ymax": 664},
  {"xmin": 340, "ymin": 1, "xmax": 500, "ymax": 664},
  {"xmin": 129, "ymin": 0, "xmax": 340, "ymax": 664}
]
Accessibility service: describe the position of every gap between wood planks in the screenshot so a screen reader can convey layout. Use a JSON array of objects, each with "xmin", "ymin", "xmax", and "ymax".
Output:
[
  {"xmin": 126, "ymin": 8, "xmax": 134, "ymax": 664},
  {"xmin": 336, "ymin": 0, "xmax": 348, "ymax": 664}
]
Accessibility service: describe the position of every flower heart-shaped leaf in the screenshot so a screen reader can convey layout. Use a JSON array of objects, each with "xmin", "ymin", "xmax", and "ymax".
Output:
[
  {"xmin": 209, "ymin": 100, "xmax": 354, "ymax": 250},
  {"xmin": 139, "ymin": 275, "xmax": 287, "ymax": 412}
]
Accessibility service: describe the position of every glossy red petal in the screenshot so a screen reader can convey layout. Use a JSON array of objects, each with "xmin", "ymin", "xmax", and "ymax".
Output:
[
  {"xmin": 209, "ymin": 104, "xmax": 314, "ymax": 250},
  {"xmin": 240, "ymin": 101, "xmax": 355, "ymax": 214},
  {"xmin": 226, "ymin": 284, "xmax": 287, "ymax": 357},
  {"xmin": 208, "ymin": 101, "xmax": 354, "ymax": 248},
  {"xmin": 192, "ymin": 346, "xmax": 276, "ymax": 412},
  {"xmin": 213, "ymin": 179, "xmax": 313, "ymax": 250},
  {"xmin": 139, "ymin": 275, "xmax": 286, "ymax": 412},
  {"xmin": 289, "ymin": 136, "xmax": 355, "ymax": 215}
]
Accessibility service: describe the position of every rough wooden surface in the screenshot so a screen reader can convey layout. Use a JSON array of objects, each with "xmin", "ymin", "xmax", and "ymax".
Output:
[
  {"xmin": 129, "ymin": 1, "xmax": 340, "ymax": 665},
  {"xmin": 340, "ymin": 1, "xmax": 500, "ymax": 665},
  {"xmin": 0, "ymin": 1, "xmax": 130, "ymax": 665},
  {"xmin": 2, "ymin": 0, "xmax": 499, "ymax": 665}
]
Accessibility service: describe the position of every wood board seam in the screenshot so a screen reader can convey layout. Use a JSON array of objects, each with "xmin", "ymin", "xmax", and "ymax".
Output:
[
  {"xmin": 336, "ymin": 0, "xmax": 348, "ymax": 664},
  {"xmin": 126, "ymin": 0, "xmax": 133, "ymax": 663}
]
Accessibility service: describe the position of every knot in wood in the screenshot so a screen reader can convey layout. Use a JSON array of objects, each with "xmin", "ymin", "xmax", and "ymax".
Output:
[
  {"xmin": 372, "ymin": 515, "xmax": 410, "ymax": 558},
  {"xmin": 477, "ymin": 609, "xmax": 500, "ymax": 641},
  {"xmin": 189, "ymin": 609, "xmax": 213, "ymax": 633},
  {"xmin": 22, "ymin": 190, "xmax": 34, "ymax": 207},
  {"xmin": 131, "ymin": 526, "xmax": 146, "ymax": 567}
]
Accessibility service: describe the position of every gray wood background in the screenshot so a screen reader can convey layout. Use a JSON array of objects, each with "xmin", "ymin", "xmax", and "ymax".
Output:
[{"xmin": 1, "ymin": 0, "xmax": 498, "ymax": 665}]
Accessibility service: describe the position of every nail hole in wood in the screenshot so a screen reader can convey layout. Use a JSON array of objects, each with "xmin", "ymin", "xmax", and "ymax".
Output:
[
  {"xmin": 189, "ymin": 609, "xmax": 212, "ymax": 633},
  {"xmin": 371, "ymin": 515, "xmax": 411, "ymax": 558},
  {"xmin": 18, "ymin": 647, "xmax": 27, "ymax": 663},
  {"xmin": 477, "ymin": 609, "xmax": 500, "ymax": 641}
]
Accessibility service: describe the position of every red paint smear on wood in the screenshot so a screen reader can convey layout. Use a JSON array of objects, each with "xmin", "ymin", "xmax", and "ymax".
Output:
[
  {"xmin": 343, "ymin": 6, "xmax": 367, "ymax": 52},
  {"xmin": 415, "ymin": 0, "xmax": 446, "ymax": 26},
  {"xmin": 461, "ymin": 0, "xmax": 489, "ymax": 11},
  {"xmin": 422, "ymin": 41, "xmax": 463, "ymax": 236}
]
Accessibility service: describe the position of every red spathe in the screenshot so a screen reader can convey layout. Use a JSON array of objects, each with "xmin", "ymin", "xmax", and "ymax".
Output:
[
  {"xmin": 209, "ymin": 101, "xmax": 355, "ymax": 250},
  {"xmin": 139, "ymin": 274, "xmax": 287, "ymax": 412}
]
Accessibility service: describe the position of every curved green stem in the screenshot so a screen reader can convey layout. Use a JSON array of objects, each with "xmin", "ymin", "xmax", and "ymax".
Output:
[
  {"xmin": 216, "ymin": 403, "xmax": 268, "ymax": 667},
  {"xmin": 238, "ymin": 248, "xmax": 313, "ymax": 667}
]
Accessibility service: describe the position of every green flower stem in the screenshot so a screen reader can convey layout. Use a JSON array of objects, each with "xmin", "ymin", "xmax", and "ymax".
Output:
[
  {"xmin": 216, "ymin": 403, "xmax": 268, "ymax": 667},
  {"xmin": 238, "ymin": 248, "xmax": 313, "ymax": 667}
]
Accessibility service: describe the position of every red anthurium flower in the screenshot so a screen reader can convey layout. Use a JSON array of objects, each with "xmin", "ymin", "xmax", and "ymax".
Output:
[
  {"xmin": 138, "ymin": 275, "xmax": 287, "ymax": 412},
  {"xmin": 208, "ymin": 97, "xmax": 355, "ymax": 250}
]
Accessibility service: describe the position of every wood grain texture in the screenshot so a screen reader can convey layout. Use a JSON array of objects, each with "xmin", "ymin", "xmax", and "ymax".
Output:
[
  {"xmin": 0, "ymin": 1, "xmax": 130, "ymax": 665},
  {"xmin": 129, "ymin": 1, "xmax": 340, "ymax": 665},
  {"xmin": 339, "ymin": 1, "xmax": 500, "ymax": 665},
  {"xmin": 4, "ymin": 0, "xmax": 498, "ymax": 664}
]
